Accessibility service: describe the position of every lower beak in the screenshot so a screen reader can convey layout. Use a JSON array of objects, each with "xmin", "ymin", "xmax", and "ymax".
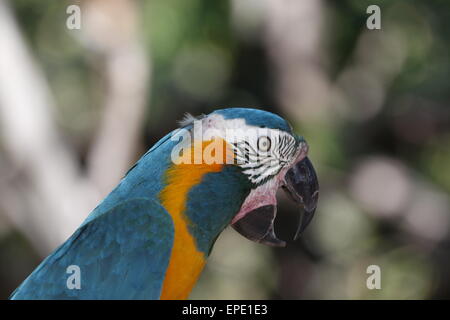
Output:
[
  {"xmin": 232, "ymin": 205, "xmax": 286, "ymax": 247},
  {"xmin": 232, "ymin": 156, "xmax": 319, "ymax": 246}
]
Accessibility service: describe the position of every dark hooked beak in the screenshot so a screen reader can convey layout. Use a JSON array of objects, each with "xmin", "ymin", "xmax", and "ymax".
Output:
[
  {"xmin": 232, "ymin": 156, "xmax": 319, "ymax": 247},
  {"xmin": 283, "ymin": 156, "xmax": 319, "ymax": 240}
]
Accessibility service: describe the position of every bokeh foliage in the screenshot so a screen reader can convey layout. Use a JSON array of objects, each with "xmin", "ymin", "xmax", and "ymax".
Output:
[{"xmin": 1, "ymin": 0, "xmax": 449, "ymax": 299}]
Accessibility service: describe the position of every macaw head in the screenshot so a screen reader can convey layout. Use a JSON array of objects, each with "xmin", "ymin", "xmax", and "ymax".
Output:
[{"xmin": 169, "ymin": 107, "xmax": 319, "ymax": 248}]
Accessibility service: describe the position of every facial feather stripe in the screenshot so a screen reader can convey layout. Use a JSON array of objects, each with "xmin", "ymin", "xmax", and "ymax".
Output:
[
  {"xmin": 232, "ymin": 130, "xmax": 298, "ymax": 185},
  {"xmin": 175, "ymin": 113, "xmax": 300, "ymax": 186}
]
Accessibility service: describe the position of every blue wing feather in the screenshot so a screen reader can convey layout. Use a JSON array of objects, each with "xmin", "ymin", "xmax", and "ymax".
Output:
[{"xmin": 11, "ymin": 198, "xmax": 174, "ymax": 300}]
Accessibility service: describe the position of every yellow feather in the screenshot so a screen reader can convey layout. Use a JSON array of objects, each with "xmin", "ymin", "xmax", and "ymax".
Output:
[{"xmin": 159, "ymin": 139, "xmax": 233, "ymax": 299}]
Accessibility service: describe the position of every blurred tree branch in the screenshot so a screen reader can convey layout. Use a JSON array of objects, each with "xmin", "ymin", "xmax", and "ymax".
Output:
[
  {"xmin": 264, "ymin": 0, "xmax": 330, "ymax": 122},
  {"xmin": 0, "ymin": 0, "xmax": 99, "ymax": 254},
  {"xmin": 82, "ymin": 0, "xmax": 150, "ymax": 196},
  {"xmin": 0, "ymin": 0, "xmax": 150, "ymax": 254}
]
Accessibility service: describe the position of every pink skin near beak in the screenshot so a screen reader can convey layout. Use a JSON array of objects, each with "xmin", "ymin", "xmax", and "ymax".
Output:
[
  {"xmin": 231, "ymin": 140, "xmax": 318, "ymax": 246},
  {"xmin": 232, "ymin": 142, "xmax": 309, "ymax": 225}
]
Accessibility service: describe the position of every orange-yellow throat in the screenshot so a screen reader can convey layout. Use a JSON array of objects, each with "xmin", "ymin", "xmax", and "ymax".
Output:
[{"xmin": 159, "ymin": 140, "xmax": 233, "ymax": 299}]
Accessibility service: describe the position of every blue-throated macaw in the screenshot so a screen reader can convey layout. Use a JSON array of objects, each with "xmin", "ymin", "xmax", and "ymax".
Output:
[{"xmin": 10, "ymin": 108, "xmax": 319, "ymax": 300}]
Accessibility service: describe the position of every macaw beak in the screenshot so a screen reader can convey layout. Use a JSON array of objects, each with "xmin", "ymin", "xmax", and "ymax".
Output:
[
  {"xmin": 232, "ymin": 156, "xmax": 319, "ymax": 247},
  {"xmin": 282, "ymin": 156, "xmax": 319, "ymax": 240},
  {"xmin": 232, "ymin": 204, "xmax": 286, "ymax": 247}
]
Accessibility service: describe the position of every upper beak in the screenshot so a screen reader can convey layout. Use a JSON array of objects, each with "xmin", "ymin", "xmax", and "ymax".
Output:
[
  {"xmin": 282, "ymin": 156, "xmax": 319, "ymax": 240},
  {"xmin": 232, "ymin": 156, "xmax": 319, "ymax": 246}
]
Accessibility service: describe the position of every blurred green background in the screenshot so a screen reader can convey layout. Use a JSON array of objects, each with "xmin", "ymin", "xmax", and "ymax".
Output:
[{"xmin": 0, "ymin": 0, "xmax": 449, "ymax": 299}]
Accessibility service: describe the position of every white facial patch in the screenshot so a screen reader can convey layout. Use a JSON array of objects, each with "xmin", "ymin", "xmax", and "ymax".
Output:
[
  {"xmin": 173, "ymin": 113, "xmax": 301, "ymax": 185},
  {"xmin": 201, "ymin": 114, "xmax": 300, "ymax": 185}
]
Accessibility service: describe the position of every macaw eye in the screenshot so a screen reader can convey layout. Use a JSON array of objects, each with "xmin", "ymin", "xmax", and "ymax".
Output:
[{"xmin": 257, "ymin": 136, "xmax": 271, "ymax": 152}]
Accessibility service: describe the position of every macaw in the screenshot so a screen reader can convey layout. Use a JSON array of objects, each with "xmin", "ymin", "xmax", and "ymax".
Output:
[{"xmin": 10, "ymin": 108, "xmax": 319, "ymax": 300}]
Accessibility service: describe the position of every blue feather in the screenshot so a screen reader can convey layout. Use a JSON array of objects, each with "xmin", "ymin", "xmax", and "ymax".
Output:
[
  {"xmin": 213, "ymin": 108, "xmax": 292, "ymax": 132},
  {"xmin": 11, "ymin": 198, "xmax": 173, "ymax": 299}
]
